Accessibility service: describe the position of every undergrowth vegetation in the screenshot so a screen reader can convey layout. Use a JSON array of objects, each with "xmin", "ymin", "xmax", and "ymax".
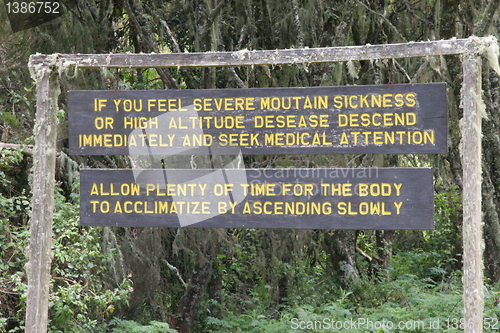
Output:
[
  {"xmin": 1, "ymin": 179, "xmax": 500, "ymax": 332},
  {"xmin": 0, "ymin": 180, "xmax": 132, "ymax": 333}
]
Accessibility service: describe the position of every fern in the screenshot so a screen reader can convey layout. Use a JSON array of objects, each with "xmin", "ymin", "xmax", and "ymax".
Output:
[{"xmin": 109, "ymin": 319, "xmax": 177, "ymax": 333}]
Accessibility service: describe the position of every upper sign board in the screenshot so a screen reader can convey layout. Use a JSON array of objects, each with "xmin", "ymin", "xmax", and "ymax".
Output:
[{"xmin": 69, "ymin": 83, "xmax": 447, "ymax": 155}]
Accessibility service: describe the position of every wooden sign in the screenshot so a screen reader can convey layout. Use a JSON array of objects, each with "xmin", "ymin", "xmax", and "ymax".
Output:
[
  {"xmin": 68, "ymin": 83, "xmax": 447, "ymax": 155},
  {"xmin": 80, "ymin": 167, "xmax": 434, "ymax": 229}
]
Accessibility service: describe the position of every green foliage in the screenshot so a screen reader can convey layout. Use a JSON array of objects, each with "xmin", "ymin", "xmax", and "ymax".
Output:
[
  {"xmin": 428, "ymin": 184, "xmax": 462, "ymax": 257},
  {"xmin": 0, "ymin": 176, "xmax": 31, "ymax": 333},
  {"xmin": 206, "ymin": 311, "xmax": 291, "ymax": 332},
  {"xmin": 207, "ymin": 275, "xmax": 499, "ymax": 333},
  {"xmin": 0, "ymin": 83, "xmax": 36, "ymax": 142},
  {"xmin": 389, "ymin": 250, "xmax": 458, "ymax": 283},
  {"xmin": 0, "ymin": 182, "xmax": 134, "ymax": 333},
  {"xmin": 391, "ymin": 183, "xmax": 463, "ymax": 284},
  {"xmin": 108, "ymin": 319, "xmax": 177, "ymax": 333},
  {"xmin": 46, "ymin": 183, "xmax": 133, "ymax": 332},
  {"xmin": 0, "ymin": 148, "xmax": 24, "ymax": 170},
  {"xmin": 1, "ymin": 112, "xmax": 21, "ymax": 131},
  {"xmin": 101, "ymin": 68, "xmax": 166, "ymax": 91}
]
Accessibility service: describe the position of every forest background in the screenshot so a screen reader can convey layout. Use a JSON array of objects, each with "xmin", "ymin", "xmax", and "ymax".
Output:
[{"xmin": 2, "ymin": 0, "xmax": 500, "ymax": 332}]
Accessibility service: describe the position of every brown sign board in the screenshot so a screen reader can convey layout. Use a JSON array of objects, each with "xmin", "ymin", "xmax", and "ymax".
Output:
[
  {"xmin": 80, "ymin": 167, "xmax": 434, "ymax": 229},
  {"xmin": 68, "ymin": 83, "xmax": 447, "ymax": 155}
]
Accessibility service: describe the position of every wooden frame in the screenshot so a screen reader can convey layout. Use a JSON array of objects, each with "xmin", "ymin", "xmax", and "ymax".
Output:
[
  {"xmin": 30, "ymin": 39, "xmax": 472, "ymax": 68},
  {"xmin": 27, "ymin": 36, "xmax": 498, "ymax": 333}
]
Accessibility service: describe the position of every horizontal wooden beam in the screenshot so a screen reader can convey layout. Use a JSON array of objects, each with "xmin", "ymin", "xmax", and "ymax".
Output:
[
  {"xmin": 0, "ymin": 142, "xmax": 34, "ymax": 155},
  {"xmin": 29, "ymin": 38, "xmax": 491, "ymax": 69}
]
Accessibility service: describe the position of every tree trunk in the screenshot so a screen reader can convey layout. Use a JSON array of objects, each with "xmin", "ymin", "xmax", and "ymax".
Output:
[
  {"xmin": 324, "ymin": 230, "xmax": 360, "ymax": 285},
  {"xmin": 176, "ymin": 260, "xmax": 213, "ymax": 333}
]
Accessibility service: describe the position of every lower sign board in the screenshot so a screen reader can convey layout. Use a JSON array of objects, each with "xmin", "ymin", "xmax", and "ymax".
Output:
[{"xmin": 80, "ymin": 167, "xmax": 434, "ymax": 229}]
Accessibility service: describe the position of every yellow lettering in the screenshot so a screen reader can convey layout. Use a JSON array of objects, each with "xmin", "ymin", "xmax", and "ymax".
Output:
[
  {"xmin": 394, "ymin": 94, "xmax": 404, "ymax": 107},
  {"xmin": 394, "ymin": 183, "xmax": 402, "ymax": 196},
  {"xmin": 394, "ymin": 202, "xmax": 403, "ymax": 214},
  {"xmin": 406, "ymin": 112, "xmax": 417, "ymax": 125},
  {"xmin": 91, "ymin": 183, "xmax": 99, "ymax": 195},
  {"xmin": 337, "ymin": 202, "xmax": 347, "ymax": 215},
  {"xmin": 338, "ymin": 114, "xmax": 348, "ymax": 126},
  {"xmin": 95, "ymin": 99, "xmax": 107, "ymax": 111},
  {"xmin": 405, "ymin": 93, "xmax": 416, "ymax": 107},
  {"xmin": 424, "ymin": 130, "xmax": 434, "ymax": 144},
  {"xmin": 382, "ymin": 94, "xmax": 392, "ymax": 107},
  {"xmin": 349, "ymin": 95, "xmax": 358, "ymax": 108},
  {"xmin": 114, "ymin": 201, "xmax": 122, "ymax": 213},
  {"xmin": 333, "ymin": 95, "xmax": 343, "ymax": 108}
]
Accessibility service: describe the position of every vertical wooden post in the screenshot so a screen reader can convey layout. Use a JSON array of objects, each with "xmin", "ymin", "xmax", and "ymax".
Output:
[
  {"xmin": 461, "ymin": 37, "xmax": 484, "ymax": 333},
  {"xmin": 26, "ymin": 65, "xmax": 60, "ymax": 333}
]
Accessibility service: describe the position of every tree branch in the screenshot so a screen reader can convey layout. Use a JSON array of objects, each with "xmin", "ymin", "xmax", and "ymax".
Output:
[
  {"xmin": 292, "ymin": 0, "xmax": 304, "ymax": 48},
  {"xmin": 393, "ymin": 59, "xmax": 411, "ymax": 82},
  {"xmin": 160, "ymin": 19, "xmax": 181, "ymax": 53},
  {"xmin": 228, "ymin": 67, "xmax": 246, "ymax": 88},
  {"xmin": 200, "ymin": 0, "xmax": 228, "ymax": 50},
  {"xmin": 162, "ymin": 259, "xmax": 187, "ymax": 288},
  {"xmin": 355, "ymin": 0, "xmax": 408, "ymax": 42},
  {"xmin": 123, "ymin": 0, "xmax": 179, "ymax": 89}
]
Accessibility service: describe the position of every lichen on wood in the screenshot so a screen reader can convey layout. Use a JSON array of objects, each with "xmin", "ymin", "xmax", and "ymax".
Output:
[{"xmin": 25, "ymin": 64, "xmax": 60, "ymax": 333}]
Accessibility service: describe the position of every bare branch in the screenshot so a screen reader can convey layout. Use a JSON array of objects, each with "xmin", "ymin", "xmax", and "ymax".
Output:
[
  {"xmin": 356, "ymin": 246, "xmax": 372, "ymax": 261},
  {"xmin": 162, "ymin": 259, "xmax": 187, "ymax": 288},
  {"xmin": 355, "ymin": 0, "xmax": 408, "ymax": 42},
  {"xmin": 410, "ymin": 58, "xmax": 429, "ymax": 83},
  {"xmin": 228, "ymin": 67, "xmax": 246, "ymax": 88},
  {"xmin": 393, "ymin": 59, "xmax": 411, "ymax": 82},
  {"xmin": 200, "ymin": 0, "xmax": 229, "ymax": 50},
  {"xmin": 160, "ymin": 19, "xmax": 181, "ymax": 53}
]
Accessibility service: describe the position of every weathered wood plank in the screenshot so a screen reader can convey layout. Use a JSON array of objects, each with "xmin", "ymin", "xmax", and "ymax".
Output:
[
  {"xmin": 25, "ymin": 68, "xmax": 60, "ymax": 333},
  {"xmin": 29, "ymin": 38, "xmax": 482, "ymax": 69},
  {"xmin": 461, "ymin": 38, "xmax": 485, "ymax": 333},
  {"xmin": 0, "ymin": 142, "xmax": 34, "ymax": 155}
]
